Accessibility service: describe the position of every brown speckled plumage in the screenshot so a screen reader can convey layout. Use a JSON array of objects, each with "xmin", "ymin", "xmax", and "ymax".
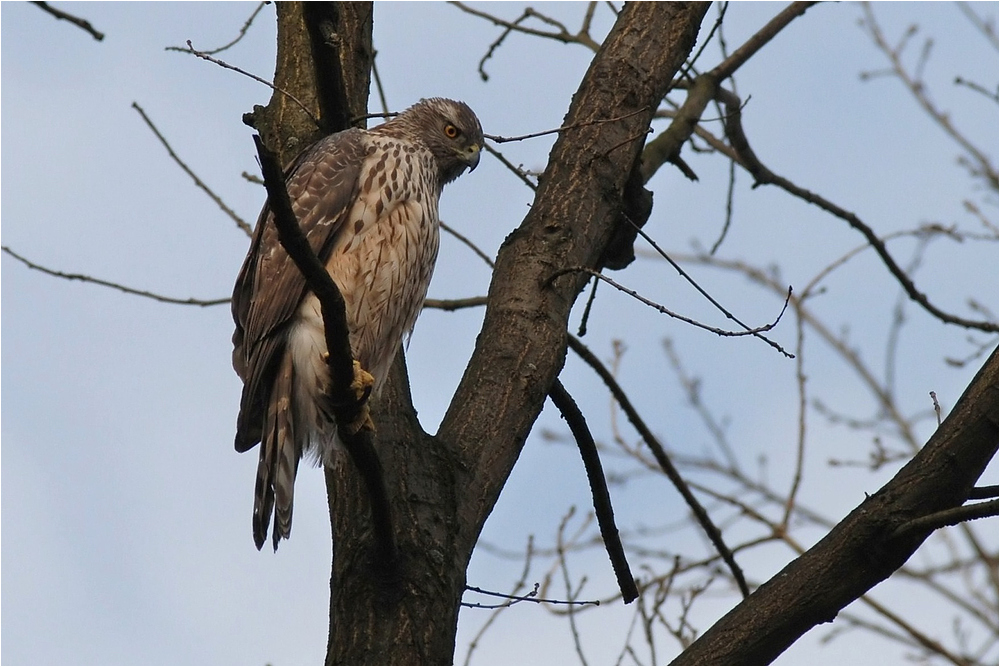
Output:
[{"xmin": 232, "ymin": 98, "xmax": 483, "ymax": 550}]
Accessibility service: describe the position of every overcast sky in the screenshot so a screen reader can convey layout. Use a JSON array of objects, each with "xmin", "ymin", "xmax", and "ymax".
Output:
[{"xmin": 2, "ymin": 2, "xmax": 997, "ymax": 665}]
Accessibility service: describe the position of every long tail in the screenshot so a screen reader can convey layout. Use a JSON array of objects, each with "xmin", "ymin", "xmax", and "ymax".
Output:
[{"xmin": 253, "ymin": 351, "xmax": 300, "ymax": 551}]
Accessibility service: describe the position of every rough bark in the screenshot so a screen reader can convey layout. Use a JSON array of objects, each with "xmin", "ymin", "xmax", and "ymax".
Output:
[
  {"xmin": 246, "ymin": 2, "xmax": 372, "ymax": 164},
  {"xmin": 319, "ymin": 2, "xmax": 710, "ymax": 664},
  {"xmin": 438, "ymin": 0, "xmax": 710, "ymax": 566},
  {"xmin": 672, "ymin": 348, "xmax": 999, "ymax": 665},
  {"xmin": 250, "ymin": 3, "xmax": 995, "ymax": 665}
]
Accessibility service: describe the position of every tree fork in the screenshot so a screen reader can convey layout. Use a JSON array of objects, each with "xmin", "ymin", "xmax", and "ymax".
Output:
[{"xmin": 261, "ymin": 3, "xmax": 712, "ymax": 664}]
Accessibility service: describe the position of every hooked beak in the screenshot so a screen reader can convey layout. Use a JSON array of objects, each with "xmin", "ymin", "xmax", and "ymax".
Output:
[{"xmin": 463, "ymin": 143, "xmax": 481, "ymax": 172}]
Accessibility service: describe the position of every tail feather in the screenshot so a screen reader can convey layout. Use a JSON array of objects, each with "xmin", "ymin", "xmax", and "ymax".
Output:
[
  {"xmin": 252, "ymin": 436, "xmax": 275, "ymax": 550},
  {"xmin": 252, "ymin": 351, "xmax": 299, "ymax": 551}
]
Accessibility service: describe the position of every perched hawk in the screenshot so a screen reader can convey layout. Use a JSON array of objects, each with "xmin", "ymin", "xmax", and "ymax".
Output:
[{"xmin": 232, "ymin": 98, "xmax": 483, "ymax": 550}]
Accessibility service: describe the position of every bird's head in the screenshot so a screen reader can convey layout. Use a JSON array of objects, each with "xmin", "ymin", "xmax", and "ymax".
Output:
[{"xmin": 390, "ymin": 98, "xmax": 484, "ymax": 185}]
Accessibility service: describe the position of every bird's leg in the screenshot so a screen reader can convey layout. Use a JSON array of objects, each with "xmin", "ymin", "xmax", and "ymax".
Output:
[
  {"xmin": 321, "ymin": 354, "xmax": 376, "ymax": 436},
  {"xmin": 345, "ymin": 360, "xmax": 376, "ymax": 435}
]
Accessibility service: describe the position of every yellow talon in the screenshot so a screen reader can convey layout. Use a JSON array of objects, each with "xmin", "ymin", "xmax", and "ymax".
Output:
[{"xmin": 345, "ymin": 360, "xmax": 376, "ymax": 435}]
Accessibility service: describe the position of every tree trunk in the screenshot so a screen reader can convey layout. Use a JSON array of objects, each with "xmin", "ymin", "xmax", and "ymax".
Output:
[
  {"xmin": 251, "ymin": 4, "xmax": 995, "ymax": 665},
  {"xmin": 318, "ymin": 3, "xmax": 710, "ymax": 664}
]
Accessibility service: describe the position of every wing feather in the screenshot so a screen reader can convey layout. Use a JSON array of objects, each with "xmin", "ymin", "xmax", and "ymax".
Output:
[{"xmin": 232, "ymin": 129, "xmax": 368, "ymax": 453}]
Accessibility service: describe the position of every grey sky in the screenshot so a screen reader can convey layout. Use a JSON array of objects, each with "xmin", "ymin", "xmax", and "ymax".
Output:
[{"xmin": 3, "ymin": 2, "xmax": 997, "ymax": 665}]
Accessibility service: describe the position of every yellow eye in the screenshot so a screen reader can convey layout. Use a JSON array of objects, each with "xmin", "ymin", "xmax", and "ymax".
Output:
[{"xmin": 444, "ymin": 124, "xmax": 460, "ymax": 139}]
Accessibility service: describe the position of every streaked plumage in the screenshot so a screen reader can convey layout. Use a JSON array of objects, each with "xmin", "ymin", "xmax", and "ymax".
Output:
[{"xmin": 232, "ymin": 98, "xmax": 483, "ymax": 550}]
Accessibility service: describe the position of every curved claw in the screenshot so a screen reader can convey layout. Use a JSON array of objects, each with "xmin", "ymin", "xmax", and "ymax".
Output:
[{"xmin": 344, "ymin": 360, "xmax": 376, "ymax": 435}]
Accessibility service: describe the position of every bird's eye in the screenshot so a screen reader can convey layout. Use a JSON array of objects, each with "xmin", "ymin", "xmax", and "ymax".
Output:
[{"xmin": 444, "ymin": 124, "xmax": 460, "ymax": 139}]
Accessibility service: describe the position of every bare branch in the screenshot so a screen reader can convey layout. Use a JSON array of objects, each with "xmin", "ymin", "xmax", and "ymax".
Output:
[
  {"xmin": 891, "ymin": 500, "xmax": 999, "ymax": 539},
  {"xmin": 567, "ymin": 335, "xmax": 751, "ymax": 598},
  {"xmin": 174, "ymin": 41, "xmax": 320, "ymax": 127},
  {"xmin": 553, "ymin": 267, "xmax": 792, "ymax": 349},
  {"xmin": 710, "ymin": 2, "xmax": 817, "ymax": 81},
  {"xmin": 957, "ymin": 1, "xmax": 999, "ymax": 50},
  {"xmin": 462, "ymin": 537, "xmax": 537, "ymax": 664},
  {"xmin": 450, "ymin": 1, "xmax": 601, "ymax": 64},
  {"xmin": 439, "ymin": 221, "xmax": 495, "ymax": 268},
  {"xmin": 548, "ymin": 379, "xmax": 638, "ymax": 604},
  {"xmin": 31, "ymin": 1, "xmax": 104, "ymax": 41},
  {"xmin": 484, "ymin": 108, "xmax": 647, "ymax": 144},
  {"xmin": 484, "ymin": 143, "xmax": 538, "ymax": 191},
  {"xmin": 721, "ymin": 89, "xmax": 999, "ymax": 333},
  {"xmin": 132, "ymin": 102, "xmax": 253, "ymax": 237},
  {"xmin": 2, "ymin": 246, "xmax": 229, "ymax": 307},
  {"xmin": 860, "ymin": 3, "xmax": 999, "ymax": 190},
  {"xmin": 423, "ymin": 296, "xmax": 487, "ymax": 312},
  {"xmin": 165, "ymin": 2, "xmax": 267, "ymax": 55},
  {"xmin": 463, "ymin": 583, "xmax": 599, "ymax": 609}
]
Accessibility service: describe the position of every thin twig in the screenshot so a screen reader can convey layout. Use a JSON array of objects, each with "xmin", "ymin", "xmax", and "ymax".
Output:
[
  {"xmin": 929, "ymin": 391, "xmax": 942, "ymax": 426},
  {"xmin": 555, "ymin": 508, "xmax": 591, "ymax": 665},
  {"xmin": 177, "ymin": 41, "xmax": 320, "ymax": 127},
  {"xmin": 956, "ymin": 1, "xmax": 999, "ymax": 50},
  {"xmin": 721, "ymin": 89, "xmax": 999, "ymax": 333},
  {"xmin": 859, "ymin": 594, "xmax": 973, "ymax": 665},
  {"xmin": 165, "ymin": 2, "xmax": 267, "ymax": 55},
  {"xmin": 860, "ymin": 3, "xmax": 998, "ymax": 190},
  {"xmin": 2, "ymin": 246, "xmax": 229, "ymax": 307},
  {"xmin": 462, "ymin": 537, "xmax": 536, "ymax": 664},
  {"xmin": 31, "ymin": 1, "xmax": 104, "ymax": 41},
  {"xmin": 782, "ymin": 300, "xmax": 809, "ymax": 527},
  {"xmin": 131, "ymin": 102, "xmax": 253, "ymax": 237},
  {"xmin": 891, "ymin": 500, "xmax": 999, "ymax": 540},
  {"xmin": 485, "ymin": 109, "xmax": 647, "ymax": 144},
  {"xmin": 440, "ymin": 221, "xmax": 495, "ymax": 268},
  {"xmin": 484, "ymin": 144, "xmax": 538, "ymax": 191},
  {"xmin": 550, "ymin": 266, "xmax": 792, "ymax": 351},
  {"xmin": 463, "ymin": 583, "xmax": 599, "ymax": 609},
  {"xmin": 450, "ymin": 1, "xmax": 601, "ymax": 53}
]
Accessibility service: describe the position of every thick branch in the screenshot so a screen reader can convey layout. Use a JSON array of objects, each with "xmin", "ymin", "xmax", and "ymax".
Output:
[
  {"xmin": 566, "ymin": 335, "xmax": 750, "ymax": 599},
  {"xmin": 437, "ymin": 0, "xmax": 711, "ymax": 556},
  {"xmin": 548, "ymin": 380, "xmax": 638, "ymax": 603},
  {"xmin": 673, "ymin": 348, "xmax": 998, "ymax": 665}
]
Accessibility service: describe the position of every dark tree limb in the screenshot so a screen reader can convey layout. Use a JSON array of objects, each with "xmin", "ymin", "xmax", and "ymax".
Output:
[
  {"xmin": 548, "ymin": 379, "xmax": 638, "ymax": 603},
  {"xmin": 566, "ymin": 335, "xmax": 751, "ymax": 599},
  {"xmin": 969, "ymin": 485, "xmax": 999, "ymax": 500},
  {"xmin": 439, "ymin": 0, "xmax": 711, "ymax": 556},
  {"xmin": 721, "ymin": 100, "xmax": 999, "ymax": 334},
  {"xmin": 32, "ymin": 1, "xmax": 104, "ymax": 41},
  {"xmin": 672, "ymin": 348, "xmax": 998, "ymax": 665}
]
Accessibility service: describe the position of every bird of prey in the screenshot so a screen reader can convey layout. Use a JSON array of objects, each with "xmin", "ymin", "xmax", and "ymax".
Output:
[{"xmin": 232, "ymin": 98, "xmax": 483, "ymax": 550}]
